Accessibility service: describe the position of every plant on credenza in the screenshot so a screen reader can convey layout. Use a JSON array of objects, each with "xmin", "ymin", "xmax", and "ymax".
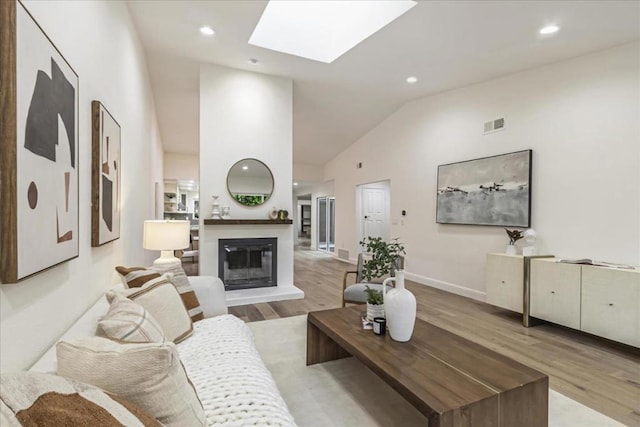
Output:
[{"xmin": 505, "ymin": 228, "xmax": 524, "ymax": 255}]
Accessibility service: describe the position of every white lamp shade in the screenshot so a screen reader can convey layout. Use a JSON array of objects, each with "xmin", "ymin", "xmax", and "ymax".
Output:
[{"xmin": 143, "ymin": 220, "xmax": 190, "ymax": 250}]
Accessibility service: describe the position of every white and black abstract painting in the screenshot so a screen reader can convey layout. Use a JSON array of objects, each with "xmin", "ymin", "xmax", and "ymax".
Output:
[
  {"xmin": 92, "ymin": 101, "xmax": 121, "ymax": 246},
  {"xmin": 0, "ymin": 1, "xmax": 79, "ymax": 282},
  {"xmin": 436, "ymin": 150, "xmax": 532, "ymax": 227}
]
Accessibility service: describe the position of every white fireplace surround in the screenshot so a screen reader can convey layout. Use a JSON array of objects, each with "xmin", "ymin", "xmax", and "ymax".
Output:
[{"xmin": 200, "ymin": 224, "xmax": 304, "ymax": 306}]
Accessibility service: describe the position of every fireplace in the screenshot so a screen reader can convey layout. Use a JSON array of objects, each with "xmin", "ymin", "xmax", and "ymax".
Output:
[{"xmin": 218, "ymin": 238, "xmax": 277, "ymax": 291}]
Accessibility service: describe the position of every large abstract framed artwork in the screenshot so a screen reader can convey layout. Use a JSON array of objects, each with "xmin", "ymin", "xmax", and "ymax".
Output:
[
  {"xmin": 0, "ymin": 1, "xmax": 79, "ymax": 283},
  {"xmin": 436, "ymin": 150, "xmax": 532, "ymax": 227},
  {"xmin": 91, "ymin": 101, "xmax": 121, "ymax": 246}
]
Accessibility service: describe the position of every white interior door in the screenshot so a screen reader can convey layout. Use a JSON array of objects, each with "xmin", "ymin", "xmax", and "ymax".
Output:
[{"xmin": 361, "ymin": 186, "xmax": 389, "ymax": 241}]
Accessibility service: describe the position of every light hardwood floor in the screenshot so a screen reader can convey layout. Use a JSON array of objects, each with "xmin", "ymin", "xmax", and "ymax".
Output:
[{"xmin": 228, "ymin": 249, "xmax": 640, "ymax": 425}]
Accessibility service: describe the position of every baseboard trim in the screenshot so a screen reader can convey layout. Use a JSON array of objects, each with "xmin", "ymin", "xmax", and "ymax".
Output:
[
  {"xmin": 333, "ymin": 255, "xmax": 357, "ymax": 265},
  {"xmin": 404, "ymin": 272, "xmax": 486, "ymax": 302}
]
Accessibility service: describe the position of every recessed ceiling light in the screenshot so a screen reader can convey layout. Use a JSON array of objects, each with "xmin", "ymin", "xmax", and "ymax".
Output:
[
  {"xmin": 249, "ymin": 1, "xmax": 417, "ymax": 63},
  {"xmin": 406, "ymin": 76, "xmax": 418, "ymax": 84},
  {"xmin": 539, "ymin": 24, "xmax": 559, "ymax": 35},
  {"xmin": 242, "ymin": 165, "xmax": 249, "ymax": 170},
  {"xmin": 293, "ymin": 182, "xmax": 299, "ymax": 186},
  {"xmin": 200, "ymin": 26, "xmax": 215, "ymax": 36}
]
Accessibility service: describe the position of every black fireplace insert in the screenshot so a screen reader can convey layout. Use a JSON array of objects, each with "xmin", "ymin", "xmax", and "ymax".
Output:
[{"xmin": 218, "ymin": 238, "xmax": 277, "ymax": 290}]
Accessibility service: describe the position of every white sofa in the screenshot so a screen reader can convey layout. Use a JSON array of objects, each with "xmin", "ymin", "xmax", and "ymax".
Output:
[{"xmin": 29, "ymin": 276, "xmax": 297, "ymax": 427}]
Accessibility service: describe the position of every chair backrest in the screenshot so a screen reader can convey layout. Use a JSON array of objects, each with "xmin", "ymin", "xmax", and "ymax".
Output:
[{"xmin": 355, "ymin": 253, "xmax": 366, "ymax": 283}]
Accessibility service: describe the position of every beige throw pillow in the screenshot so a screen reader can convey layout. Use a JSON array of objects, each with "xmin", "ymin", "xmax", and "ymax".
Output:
[
  {"xmin": 56, "ymin": 337, "xmax": 205, "ymax": 427},
  {"xmin": 98, "ymin": 296, "xmax": 166, "ymax": 343},
  {"xmin": 107, "ymin": 275, "xmax": 193, "ymax": 343}
]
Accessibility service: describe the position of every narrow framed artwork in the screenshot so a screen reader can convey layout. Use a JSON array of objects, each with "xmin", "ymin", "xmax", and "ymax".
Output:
[
  {"xmin": 91, "ymin": 101, "xmax": 121, "ymax": 246},
  {"xmin": 0, "ymin": 0, "xmax": 79, "ymax": 283},
  {"xmin": 436, "ymin": 150, "xmax": 532, "ymax": 227}
]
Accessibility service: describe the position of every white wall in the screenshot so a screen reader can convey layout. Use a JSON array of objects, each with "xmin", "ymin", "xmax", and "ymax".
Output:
[
  {"xmin": 199, "ymin": 64, "xmax": 294, "ymax": 287},
  {"xmin": 325, "ymin": 42, "xmax": 640, "ymax": 300},
  {"xmin": 0, "ymin": 1, "xmax": 163, "ymax": 371},
  {"xmin": 293, "ymin": 163, "xmax": 323, "ymax": 182},
  {"xmin": 164, "ymin": 152, "xmax": 198, "ymax": 181}
]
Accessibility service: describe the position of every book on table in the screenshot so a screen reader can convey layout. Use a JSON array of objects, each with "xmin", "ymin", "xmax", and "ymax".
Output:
[{"xmin": 360, "ymin": 313, "xmax": 373, "ymax": 330}]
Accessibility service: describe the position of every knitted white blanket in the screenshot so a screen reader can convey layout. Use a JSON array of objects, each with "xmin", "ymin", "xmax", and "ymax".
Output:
[{"xmin": 177, "ymin": 315, "xmax": 297, "ymax": 427}]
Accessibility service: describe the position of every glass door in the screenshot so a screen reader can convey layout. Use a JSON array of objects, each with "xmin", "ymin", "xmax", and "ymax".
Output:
[{"xmin": 317, "ymin": 196, "xmax": 335, "ymax": 253}]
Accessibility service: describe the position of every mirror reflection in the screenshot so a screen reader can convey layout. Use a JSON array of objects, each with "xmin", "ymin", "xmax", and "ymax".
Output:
[{"xmin": 227, "ymin": 158, "xmax": 274, "ymax": 206}]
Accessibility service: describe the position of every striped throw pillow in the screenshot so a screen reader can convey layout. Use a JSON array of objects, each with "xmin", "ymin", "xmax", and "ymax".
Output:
[
  {"xmin": 115, "ymin": 266, "xmax": 161, "ymax": 288},
  {"xmin": 98, "ymin": 296, "xmax": 166, "ymax": 343},
  {"xmin": 151, "ymin": 264, "xmax": 204, "ymax": 322},
  {"xmin": 115, "ymin": 265, "xmax": 204, "ymax": 322},
  {"xmin": 107, "ymin": 274, "xmax": 193, "ymax": 343}
]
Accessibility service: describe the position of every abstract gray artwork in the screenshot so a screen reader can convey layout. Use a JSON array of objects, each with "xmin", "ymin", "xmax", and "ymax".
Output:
[
  {"xmin": 92, "ymin": 101, "xmax": 121, "ymax": 246},
  {"xmin": 436, "ymin": 150, "xmax": 532, "ymax": 227},
  {"xmin": 0, "ymin": 0, "xmax": 80, "ymax": 282}
]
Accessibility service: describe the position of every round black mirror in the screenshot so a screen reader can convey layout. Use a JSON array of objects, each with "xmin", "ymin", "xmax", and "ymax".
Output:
[{"xmin": 226, "ymin": 158, "xmax": 274, "ymax": 206}]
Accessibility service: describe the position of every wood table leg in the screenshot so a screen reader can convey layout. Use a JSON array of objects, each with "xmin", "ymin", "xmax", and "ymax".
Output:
[
  {"xmin": 306, "ymin": 320, "xmax": 351, "ymax": 365},
  {"xmin": 500, "ymin": 376, "xmax": 548, "ymax": 426}
]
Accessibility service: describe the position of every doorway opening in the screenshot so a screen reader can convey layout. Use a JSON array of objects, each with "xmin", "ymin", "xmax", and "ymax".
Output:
[
  {"xmin": 357, "ymin": 180, "xmax": 390, "ymax": 246},
  {"xmin": 317, "ymin": 196, "xmax": 335, "ymax": 253},
  {"xmin": 296, "ymin": 194, "xmax": 311, "ymax": 249}
]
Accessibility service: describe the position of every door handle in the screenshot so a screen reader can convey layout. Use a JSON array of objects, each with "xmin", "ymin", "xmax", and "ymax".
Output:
[{"xmin": 364, "ymin": 215, "xmax": 369, "ymax": 219}]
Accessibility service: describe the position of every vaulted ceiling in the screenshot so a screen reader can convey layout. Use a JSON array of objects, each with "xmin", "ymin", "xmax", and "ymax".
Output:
[{"xmin": 127, "ymin": 1, "xmax": 640, "ymax": 166}]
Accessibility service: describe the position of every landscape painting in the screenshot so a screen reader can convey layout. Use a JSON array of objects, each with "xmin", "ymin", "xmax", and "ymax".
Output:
[
  {"xmin": 92, "ymin": 101, "xmax": 121, "ymax": 246},
  {"xmin": 0, "ymin": 0, "xmax": 79, "ymax": 282},
  {"xmin": 436, "ymin": 150, "xmax": 532, "ymax": 227}
]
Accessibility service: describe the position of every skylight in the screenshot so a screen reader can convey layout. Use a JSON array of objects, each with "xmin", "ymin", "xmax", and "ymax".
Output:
[{"xmin": 249, "ymin": 1, "xmax": 417, "ymax": 63}]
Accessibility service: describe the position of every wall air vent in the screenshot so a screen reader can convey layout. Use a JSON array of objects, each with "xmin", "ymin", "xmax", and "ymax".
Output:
[
  {"xmin": 483, "ymin": 117, "xmax": 505, "ymax": 135},
  {"xmin": 338, "ymin": 249, "xmax": 349, "ymax": 261}
]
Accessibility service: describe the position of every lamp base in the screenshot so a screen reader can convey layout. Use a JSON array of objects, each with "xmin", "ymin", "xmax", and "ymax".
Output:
[{"xmin": 152, "ymin": 250, "xmax": 181, "ymax": 268}]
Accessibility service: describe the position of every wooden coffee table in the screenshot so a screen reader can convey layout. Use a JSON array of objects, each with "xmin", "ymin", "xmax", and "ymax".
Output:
[{"xmin": 307, "ymin": 307, "xmax": 548, "ymax": 427}]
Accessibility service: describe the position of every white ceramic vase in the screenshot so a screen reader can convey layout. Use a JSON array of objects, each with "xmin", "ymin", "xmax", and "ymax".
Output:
[
  {"xmin": 211, "ymin": 195, "xmax": 221, "ymax": 219},
  {"xmin": 382, "ymin": 270, "xmax": 416, "ymax": 342},
  {"xmin": 505, "ymin": 244, "xmax": 517, "ymax": 255}
]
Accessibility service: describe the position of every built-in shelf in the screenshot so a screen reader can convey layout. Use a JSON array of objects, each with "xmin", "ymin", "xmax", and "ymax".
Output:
[{"xmin": 204, "ymin": 219, "xmax": 293, "ymax": 225}]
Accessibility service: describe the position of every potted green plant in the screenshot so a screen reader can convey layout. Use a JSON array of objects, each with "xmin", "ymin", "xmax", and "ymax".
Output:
[
  {"xmin": 364, "ymin": 285, "xmax": 385, "ymax": 321},
  {"xmin": 359, "ymin": 237, "xmax": 406, "ymax": 282},
  {"xmin": 505, "ymin": 229, "xmax": 523, "ymax": 255}
]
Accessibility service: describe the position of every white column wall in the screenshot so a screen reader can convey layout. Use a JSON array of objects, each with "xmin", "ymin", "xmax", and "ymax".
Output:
[{"xmin": 199, "ymin": 64, "xmax": 299, "ymax": 303}]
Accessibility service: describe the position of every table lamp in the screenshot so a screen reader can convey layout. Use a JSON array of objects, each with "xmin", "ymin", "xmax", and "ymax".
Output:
[{"xmin": 143, "ymin": 220, "xmax": 190, "ymax": 267}]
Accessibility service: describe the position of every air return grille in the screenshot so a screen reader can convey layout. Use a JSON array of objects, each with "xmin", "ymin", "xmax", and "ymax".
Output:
[{"xmin": 484, "ymin": 117, "xmax": 505, "ymax": 134}]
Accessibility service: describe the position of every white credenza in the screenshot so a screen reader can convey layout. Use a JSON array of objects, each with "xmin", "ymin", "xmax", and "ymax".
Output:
[
  {"xmin": 529, "ymin": 259, "xmax": 582, "ymax": 330},
  {"xmin": 529, "ymin": 258, "xmax": 640, "ymax": 347},
  {"xmin": 581, "ymin": 265, "xmax": 640, "ymax": 347},
  {"xmin": 485, "ymin": 253, "xmax": 553, "ymax": 326},
  {"xmin": 486, "ymin": 254, "xmax": 525, "ymax": 314}
]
